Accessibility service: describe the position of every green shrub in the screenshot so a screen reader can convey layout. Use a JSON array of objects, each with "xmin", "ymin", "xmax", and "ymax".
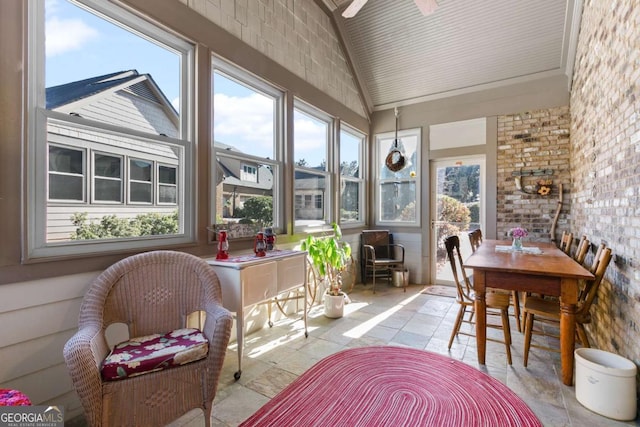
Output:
[{"xmin": 71, "ymin": 211, "xmax": 178, "ymax": 240}]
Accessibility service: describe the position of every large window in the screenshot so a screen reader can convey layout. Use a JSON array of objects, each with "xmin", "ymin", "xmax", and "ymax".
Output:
[
  {"xmin": 376, "ymin": 128, "xmax": 421, "ymax": 225},
  {"xmin": 29, "ymin": 0, "xmax": 194, "ymax": 258},
  {"xmin": 212, "ymin": 59, "xmax": 282, "ymax": 230},
  {"xmin": 294, "ymin": 101, "xmax": 332, "ymax": 228},
  {"xmin": 339, "ymin": 125, "xmax": 365, "ymax": 225}
]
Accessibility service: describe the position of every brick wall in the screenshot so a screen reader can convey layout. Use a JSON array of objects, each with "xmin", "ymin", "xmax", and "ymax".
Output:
[
  {"xmin": 180, "ymin": 0, "xmax": 365, "ymax": 116},
  {"xmin": 570, "ymin": 0, "xmax": 640, "ymax": 367},
  {"xmin": 496, "ymin": 106, "xmax": 571, "ymax": 243}
]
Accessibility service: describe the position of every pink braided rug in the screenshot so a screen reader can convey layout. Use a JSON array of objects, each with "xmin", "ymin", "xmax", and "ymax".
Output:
[{"xmin": 240, "ymin": 346, "xmax": 541, "ymax": 427}]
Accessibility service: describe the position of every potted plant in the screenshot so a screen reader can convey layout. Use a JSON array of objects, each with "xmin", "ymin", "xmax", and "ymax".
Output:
[{"xmin": 300, "ymin": 222, "xmax": 352, "ymax": 318}]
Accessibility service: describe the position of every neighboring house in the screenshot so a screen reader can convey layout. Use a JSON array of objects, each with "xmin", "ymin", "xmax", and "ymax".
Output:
[
  {"xmin": 46, "ymin": 70, "xmax": 181, "ymax": 241},
  {"xmin": 214, "ymin": 142, "xmax": 274, "ymax": 219},
  {"xmin": 294, "ymin": 168, "xmax": 326, "ymax": 220}
]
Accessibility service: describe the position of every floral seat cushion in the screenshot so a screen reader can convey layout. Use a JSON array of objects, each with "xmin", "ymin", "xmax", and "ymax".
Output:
[{"xmin": 101, "ymin": 328, "xmax": 209, "ymax": 381}]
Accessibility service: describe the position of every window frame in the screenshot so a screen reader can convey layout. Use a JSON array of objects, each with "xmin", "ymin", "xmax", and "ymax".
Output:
[
  {"xmin": 92, "ymin": 152, "xmax": 124, "ymax": 204},
  {"xmin": 375, "ymin": 127, "xmax": 422, "ymax": 227},
  {"xmin": 27, "ymin": 0, "xmax": 195, "ymax": 259},
  {"xmin": 211, "ymin": 57, "xmax": 284, "ymax": 232},
  {"xmin": 48, "ymin": 143, "xmax": 87, "ymax": 203},
  {"xmin": 128, "ymin": 158, "xmax": 153, "ymax": 205},
  {"xmin": 338, "ymin": 123, "xmax": 366, "ymax": 228},
  {"xmin": 157, "ymin": 164, "xmax": 178, "ymax": 205}
]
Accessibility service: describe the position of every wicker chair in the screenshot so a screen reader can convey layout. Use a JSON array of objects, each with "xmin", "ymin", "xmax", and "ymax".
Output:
[{"xmin": 63, "ymin": 251, "xmax": 233, "ymax": 427}]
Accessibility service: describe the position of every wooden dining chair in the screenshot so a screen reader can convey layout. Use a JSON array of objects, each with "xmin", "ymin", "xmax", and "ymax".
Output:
[
  {"xmin": 573, "ymin": 235, "xmax": 590, "ymax": 264},
  {"xmin": 522, "ymin": 244, "xmax": 612, "ymax": 367},
  {"xmin": 559, "ymin": 231, "xmax": 574, "ymax": 255},
  {"xmin": 468, "ymin": 229, "xmax": 522, "ymax": 332},
  {"xmin": 445, "ymin": 235, "xmax": 512, "ymax": 365}
]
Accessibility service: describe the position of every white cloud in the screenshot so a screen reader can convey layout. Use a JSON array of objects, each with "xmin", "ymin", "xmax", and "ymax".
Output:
[
  {"xmin": 46, "ymin": 16, "xmax": 99, "ymax": 57},
  {"xmin": 214, "ymin": 93, "xmax": 327, "ymax": 165},
  {"xmin": 214, "ymin": 93, "xmax": 275, "ymax": 158},
  {"xmin": 171, "ymin": 97, "xmax": 180, "ymax": 112}
]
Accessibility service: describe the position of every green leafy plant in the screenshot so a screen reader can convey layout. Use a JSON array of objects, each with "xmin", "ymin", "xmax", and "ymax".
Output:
[{"xmin": 300, "ymin": 223, "xmax": 352, "ymax": 296}]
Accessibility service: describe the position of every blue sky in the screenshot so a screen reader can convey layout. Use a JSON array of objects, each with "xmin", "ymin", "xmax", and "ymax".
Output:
[{"xmin": 46, "ymin": 0, "xmax": 358, "ymax": 165}]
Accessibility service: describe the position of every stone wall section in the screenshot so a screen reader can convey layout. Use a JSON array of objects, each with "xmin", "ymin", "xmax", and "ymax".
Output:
[
  {"xmin": 496, "ymin": 106, "xmax": 571, "ymax": 243},
  {"xmin": 570, "ymin": 0, "xmax": 640, "ymax": 367},
  {"xmin": 180, "ymin": 0, "xmax": 366, "ymax": 117}
]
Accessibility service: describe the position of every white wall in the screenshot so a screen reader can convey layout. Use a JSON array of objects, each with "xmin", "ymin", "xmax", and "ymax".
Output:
[{"xmin": 0, "ymin": 272, "xmax": 99, "ymax": 419}]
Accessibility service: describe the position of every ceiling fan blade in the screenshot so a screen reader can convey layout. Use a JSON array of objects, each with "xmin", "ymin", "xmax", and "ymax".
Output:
[
  {"xmin": 342, "ymin": 0, "xmax": 369, "ymax": 18},
  {"xmin": 413, "ymin": 0, "xmax": 439, "ymax": 16}
]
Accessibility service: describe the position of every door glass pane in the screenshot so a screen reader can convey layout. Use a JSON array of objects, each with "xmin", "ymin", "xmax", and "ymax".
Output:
[{"xmin": 433, "ymin": 160, "xmax": 482, "ymax": 285}]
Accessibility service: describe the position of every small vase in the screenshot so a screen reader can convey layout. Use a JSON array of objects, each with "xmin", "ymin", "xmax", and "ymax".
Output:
[{"xmin": 512, "ymin": 237, "xmax": 523, "ymax": 251}]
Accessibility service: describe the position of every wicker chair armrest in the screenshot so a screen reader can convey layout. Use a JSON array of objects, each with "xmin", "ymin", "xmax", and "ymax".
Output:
[
  {"xmin": 202, "ymin": 302, "xmax": 233, "ymax": 347},
  {"xmin": 389, "ymin": 243, "xmax": 405, "ymax": 262},
  {"xmin": 63, "ymin": 323, "xmax": 108, "ymax": 427}
]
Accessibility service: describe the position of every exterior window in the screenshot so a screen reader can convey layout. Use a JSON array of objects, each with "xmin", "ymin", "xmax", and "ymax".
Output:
[
  {"xmin": 376, "ymin": 128, "xmax": 421, "ymax": 225},
  {"xmin": 212, "ymin": 60, "xmax": 281, "ymax": 229},
  {"xmin": 48, "ymin": 145, "xmax": 85, "ymax": 202},
  {"xmin": 94, "ymin": 154, "xmax": 123, "ymax": 203},
  {"xmin": 241, "ymin": 164, "xmax": 258, "ymax": 182},
  {"xmin": 28, "ymin": 0, "xmax": 194, "ymax": 258},
  {"xmin": 294, "ymin": 101, "xmax": 332, "ymax": 228},
  {"xmin": 339, "ymin": 125, "xmax": 365, "ymax": 225},
  {"xmin": 129, "ymin": 159, "xmax": 153, "ymax": 203},
  {"xmin": 158, "ymin": 165, "xmax": 177, "ymax": 204}
]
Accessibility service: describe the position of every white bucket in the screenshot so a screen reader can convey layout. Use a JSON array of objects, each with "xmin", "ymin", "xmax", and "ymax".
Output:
[
  {"xmin": 392, "ymin": 268, "xmax": 409, "ymax": 287},
  {"xmin": 575, "ymin": 348, "xmax": 637, "ymax": 421}
]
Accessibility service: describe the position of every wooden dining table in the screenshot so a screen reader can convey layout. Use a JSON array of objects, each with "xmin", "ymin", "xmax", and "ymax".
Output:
[{"xmin": 463, "ymin": 239, "xmax": 594, "ymax": 385}]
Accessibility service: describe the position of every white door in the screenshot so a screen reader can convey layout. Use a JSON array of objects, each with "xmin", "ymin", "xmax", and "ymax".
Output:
[{"xmin": 430, "ymin": 156, "xmax": 484, "ymax": 285}]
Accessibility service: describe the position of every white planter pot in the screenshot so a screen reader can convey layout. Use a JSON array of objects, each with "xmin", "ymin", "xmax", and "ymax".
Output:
[{"xmin": 324, "ymin": 293, "xmax": 345, "ymax": 318}]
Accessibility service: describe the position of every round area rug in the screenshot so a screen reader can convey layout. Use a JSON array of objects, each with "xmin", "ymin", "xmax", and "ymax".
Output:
[{"xmin": 240, "ymin": 346, "xmax": 541, "ymax": 427}]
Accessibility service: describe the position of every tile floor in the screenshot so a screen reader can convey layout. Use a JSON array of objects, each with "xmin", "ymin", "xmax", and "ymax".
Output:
[{"xmin": 171, "ymin": 282, "xmax": 637, "ymax": 427}]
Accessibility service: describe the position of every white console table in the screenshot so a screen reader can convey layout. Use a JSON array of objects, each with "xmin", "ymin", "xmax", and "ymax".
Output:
[{"xmin": 206, "ymin": 250, "xmax": 308, "ymax": 380}]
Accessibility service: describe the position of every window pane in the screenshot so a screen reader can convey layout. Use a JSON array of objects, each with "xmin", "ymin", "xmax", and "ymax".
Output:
[
  {"xmin": 294, "ymin": 109, "xmax": 327, "ymax": 169},
  {"xmin": 159, "ymin": 185, "xmax": 177, "ymax": 204},
  {"xmin": 340, "ymin": 181, "xmax": 360, "ymax": 222},
  {"xmin": 294, "ymin": 171, "xmax": 327, "ymax": 225},
  {"xmin": 159, "ymin": 165, "xmax": 176, "ymax": 184},
  {"xmin": 49, "ymin": 175, "xmax": 83, "ymax": 201},
  {"xmin": 45, "ymin": 1, "xmax": 181, "ymax": 137},
  {"xmin": 339, "ymin": 126, "xmax": 364, "ymax": 224},
  {"xmin": 377, "ymin": 128, "xmax": 420, "ymax": 225},
  {"xmin": 130, "ymin": 182, "xmax": 152, "ymax": 203},
  {"xmin": 95, "ymin": 178, "xmax": 122, "ymax": 202},
  {"xmin": 95, "ymin": 154, "xmax": 121, "ymax": 178},
  {"xmin": 130, "ymin": 159, "xmax": 152, "ymax": 181},
  {"xmin": 49, "ymin": 146, "xmax": 83, "ymax": 174},
  {"xmin": 380, "ymin": 181, "xmax": 417, "ymax": 222},
  {"xmin": 32, "ymin": 0, "xmax": 193, "ymax": 253},
  {"xmin": 213, "ymin": 71, "xmax": 275, "ymax": 159},
  {"xmin": 213, "ymin": 66, "xmax": 278, "ymax": 229},
  {"xmin": 340, "ymin": 130, "xmax": 360, "ymax": 178}
]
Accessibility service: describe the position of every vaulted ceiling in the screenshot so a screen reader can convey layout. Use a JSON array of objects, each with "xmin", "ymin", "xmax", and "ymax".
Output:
[{"xmin": 321, "ymin": 0, "xmax": 582, "ymax": 113}]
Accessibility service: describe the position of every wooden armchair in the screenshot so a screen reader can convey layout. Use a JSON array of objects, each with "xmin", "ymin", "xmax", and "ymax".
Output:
[{"xmin": 64, "ymin": 251, "xmax": 233, "ymax": 426}]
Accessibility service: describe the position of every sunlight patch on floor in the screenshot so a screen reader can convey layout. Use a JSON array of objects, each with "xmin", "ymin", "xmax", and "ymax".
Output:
[{"xmin": 343, "ymin": 292, "xmax": 422, "ymax": 338}]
